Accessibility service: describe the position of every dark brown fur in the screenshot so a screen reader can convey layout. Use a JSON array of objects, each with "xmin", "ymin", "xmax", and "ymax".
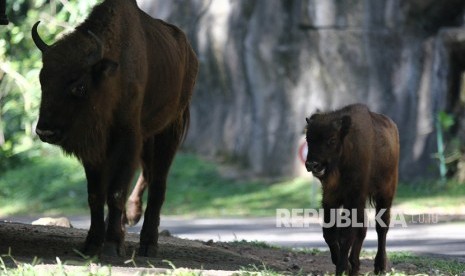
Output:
[
  {"xmin": 305, "ymin": 104, "xmax": 399, "ymax": 275},
  {"xmin": 33, "ymin": 0, "xmax": 198, "ymax": 257}
]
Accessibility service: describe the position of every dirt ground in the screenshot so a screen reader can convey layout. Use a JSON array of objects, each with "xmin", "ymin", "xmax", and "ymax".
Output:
[{"xmin": 0, "ymin": 221, "xmax": 452, "ymax": 275}]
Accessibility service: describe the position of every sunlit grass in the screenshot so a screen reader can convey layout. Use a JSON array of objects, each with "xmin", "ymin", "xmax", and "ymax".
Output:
[
  {"xmin": 388, "ymin": 251, "xmax": 465, "ymax": 275},
  {"xmin": 1, "ymin": 146, "xmax": 465, "ymax": 217},
  {"xmin": 0, "ymin": 148, "xmax": 321, "ymax": 217},
  {"xmin": 0, "ymin": 147, "xmax": 87, "ymax": 216},
  {"xmin": 394, "ymin": 180, "xmax": 465, "ymax": 214},
  {"xmin": 0, "ymin": 244, "xmax": 463, "ymax": 275}
]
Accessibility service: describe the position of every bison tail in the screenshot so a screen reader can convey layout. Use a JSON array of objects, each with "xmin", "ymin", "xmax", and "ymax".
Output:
[{"xmin": 179, "ymin": 105, "xmax": 190, "ymax": 144}]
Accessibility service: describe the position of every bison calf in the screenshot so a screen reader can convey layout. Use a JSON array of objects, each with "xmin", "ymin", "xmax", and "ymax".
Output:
[
  {"xmin": 305, "ymin": 104, "xmax": 399, "ymax": 275},
  {"xmin": 32, "ymin": 0, "xmax": 198, "ymax": 257}
]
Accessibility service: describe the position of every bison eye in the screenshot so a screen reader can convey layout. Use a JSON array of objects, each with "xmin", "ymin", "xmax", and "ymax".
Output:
[
  {"xmin": 327, "ymin": 137, "xmax": 337, "ymax": 147},
  {"xmin": 70, "ymin": 83, "xmax": 86, "ymax": 97}
]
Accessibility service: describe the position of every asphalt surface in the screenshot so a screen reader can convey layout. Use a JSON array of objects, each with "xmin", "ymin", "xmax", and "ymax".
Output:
[{"xmin": 4, "ymin": 215, "xmax": 465, "ymax": 260}]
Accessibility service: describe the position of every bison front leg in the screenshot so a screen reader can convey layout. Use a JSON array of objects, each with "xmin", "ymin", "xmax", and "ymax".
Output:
[
  {"xmin": 322, "ymin": 204, "xmax": 340, "ymax": 266},
  {"xmin": 82, "ymin": 164, "xmax": 106, "ymax": 257},
  {"xmin": 336, "ymin": 220, "xmax": 354, "ymax": 275},
  {"xmin": 103, "ymin": 135, "xmax": 140, "ymax": 257}
]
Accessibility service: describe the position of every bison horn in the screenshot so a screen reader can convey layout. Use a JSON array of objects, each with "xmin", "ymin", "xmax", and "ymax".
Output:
[
  {"xmin": 86, "ymin": 30, "xmax": 104, "ymax": 65},
  {"xmin": 32, "ymin": 21, "xmax": 50, "ymax": 52}
]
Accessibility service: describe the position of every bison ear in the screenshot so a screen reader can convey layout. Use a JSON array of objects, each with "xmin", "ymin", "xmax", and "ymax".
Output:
[
  {"xmin": 340, "ymin": 115, "xmax": 351, "ymax": 138},
  {"xmin": 305, "ymin": 117, "xmax": 311, "ymax": 125},
  {"xmin": 332, "ymin": 115, "xmax": 351, "ymax": 138},
  {"xmin": 92, "ymin": 58, "xmax": 118, "ymax": 80}
]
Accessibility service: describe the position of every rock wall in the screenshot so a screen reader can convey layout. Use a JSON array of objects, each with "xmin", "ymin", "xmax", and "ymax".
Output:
[{"xmin": 137, "ymin": 0, "xmax": 465, "ymax": 180}]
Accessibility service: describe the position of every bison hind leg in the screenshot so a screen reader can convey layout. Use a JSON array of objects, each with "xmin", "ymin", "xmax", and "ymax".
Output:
[
  {"xmin": 374, "ymin": 197, "xmax": 393, "ymax": 274},
  {"xmin": 138, "ymin": 116, "xmax": 186, "ymax": 257},
  {"xmin": 125, "ymin": 173, "xmax": 147, "ymax": 226}
]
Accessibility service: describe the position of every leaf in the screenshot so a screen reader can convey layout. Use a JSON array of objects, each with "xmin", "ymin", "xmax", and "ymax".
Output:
[{"xmin": 438, "ymin": 111, "xmax": 455, "ymax": 132}]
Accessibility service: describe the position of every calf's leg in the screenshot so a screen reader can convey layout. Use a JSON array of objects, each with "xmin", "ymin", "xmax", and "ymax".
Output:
[
  {"xmin": 336, "ymin": 219, "xmax": 354, "ymax": 275},
  {"xmin": 374, "ymin": 198, "xmax": 392, "ymax": 274},
  {"xmin": 322, "ymin": 204, "xmax": 340, "ymax": 266},
  {"xmin": 349, "ymin": 206, "xmax": 367, "ymax": 276}
]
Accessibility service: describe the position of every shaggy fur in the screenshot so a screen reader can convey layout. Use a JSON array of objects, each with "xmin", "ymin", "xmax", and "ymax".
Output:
[
  {"xmin": 33, "ymin": 0, "xmax": 198, "ymax": 257},
  {"xmin": 305, "ymin": 104, "xmax": 399, "ymax": 275}
]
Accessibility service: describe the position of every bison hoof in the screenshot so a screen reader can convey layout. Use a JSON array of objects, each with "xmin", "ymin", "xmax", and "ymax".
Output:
[
  {"xmin": 138, "ymin": 244, "xmax": 158, "ymax": 257},
  {"xmin": 125, "ymin": 202, "xmax": 143, "ymax": 227},
  {"xmin": 124, "ymin": 214, "xmax": 142, "ymax": 227},
  {"xmin": 374, "ymin": 266, "xmax": 385, "ymax": 275},
  {"xmin": 102, "ymin": 241, "xmax": 126, "ymax": 257},
  {"xmin": 374, "ymin": 255, "xmax": 386, "ymax": 274},
  {"xmin": 80, "ymin": 243, "xmax": 102, "ymax": 258},
  {"xmin": 349, "ymin": 264, "xmax": 359, "ymax": 276},
  {"xmin": 335, "ymin": 263, "xmax": 351, "ymax": 276}
]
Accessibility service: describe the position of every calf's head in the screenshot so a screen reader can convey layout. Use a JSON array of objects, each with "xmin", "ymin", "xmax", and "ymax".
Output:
[
  {"xmin": 32, "ymin": 21, "xmax": 118, "ymax": 148},
  {"xmin": 305, "ymin": 113, "xmax": 351, "ymax": 178}
]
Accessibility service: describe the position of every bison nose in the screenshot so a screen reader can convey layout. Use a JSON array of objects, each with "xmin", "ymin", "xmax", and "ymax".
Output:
[
  {"xmin": 305, "ymin": 161, "xmax": 319, "ymax": 172},
  {"xmin": 36, "ymin": 128, "xmax": 62, "ymax": 144}
]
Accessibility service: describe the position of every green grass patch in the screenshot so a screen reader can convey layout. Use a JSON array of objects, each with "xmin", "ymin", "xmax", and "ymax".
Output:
[
  {"xmin": 0, "ymin": 148, "xmax": 87, "ymax": 216},
  {"xmin": 163, "ymin": 154, "xmax": 320, "ymax": 217},
  {"xmin": 237, "ymin": 264, "xmax": 291, "ymax": 276},
  {"xmin": 1, "ymin": 147, "xmax": 465, "ymax": 217},
  {"xmin": 0, "ymin": 149, "xmax": 320, "ymax": 217},
  {"xmin": 359, "ymin": 251, "xmax": 465, "ymax": 275},
  {"xmin": 389, "ymin": 251, "xmax": 465, "ymax": 275},
  {"xmin": 394, "ymin": 180, "xmax": 465, "ymax": 212},
  {"xmin": 229, "ymin": 239, "xmax": 280, "ymax": 250}
]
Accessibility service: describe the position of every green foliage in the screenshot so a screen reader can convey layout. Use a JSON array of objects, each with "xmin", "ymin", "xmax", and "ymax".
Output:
[
  {"xmin": 0, "ymin": 0, "xmax": 100, "ymax": 169},
  {"xmin": 438, "ymin": 111, "xmax": 455, "ymax": 132},
  {"xmin": 436, "ymin": 111, "xmax": 465, "ymax": 181},
  {"xmin": 0, "ymin": 146, "xmax": 87, "ymax": 216}
]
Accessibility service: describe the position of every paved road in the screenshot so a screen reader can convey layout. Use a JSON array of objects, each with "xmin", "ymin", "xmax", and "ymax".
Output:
[{"xmin": 4, "ymin": 215, "xmax": 465, "ymax": 260}]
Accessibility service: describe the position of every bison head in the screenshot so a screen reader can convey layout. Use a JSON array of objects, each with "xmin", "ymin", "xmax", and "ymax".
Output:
[
  {"xmin": 32, "ymin": 21, "xmax": 119, "ymax": 161},
  {"xmin": 305, "ymin": 113, "xmax": 351, "ymax": 178}
]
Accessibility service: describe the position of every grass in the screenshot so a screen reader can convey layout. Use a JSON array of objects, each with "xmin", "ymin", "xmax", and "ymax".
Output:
[
  {"xmin": 237, "ymin": 264, "xmax": 291, "ymax": 276},
  {"xmin": 357, "ymin": 250, "xmax": 465, "ymax": 275},
  {"xmin": 164, "ymin": 154, "xmax": 320, "ymax": 217},
  {"xmin": 394, "ymin": 180, "xmax": 465, "ymax": 213},
  {"xmin": 388, "ymin": 251, "xmax": 465, "ymax": 275},
  {"xmin": 0, "ymin": 147, "xmax": 321, "ymax": 217},
  {"xmin": 229, "ymin": 240, "xmax": 280, "ymax": 250},
  {"xmin": 0, "ymin": 147, "xmax": 87, "ymax": 216},
  {"xmin": 1, "ymin": 146, "xmax": 465, "ymax": 217},
  {"xmin": 0, "ymin": 243, "xmax": 464, "ymax": 275}
]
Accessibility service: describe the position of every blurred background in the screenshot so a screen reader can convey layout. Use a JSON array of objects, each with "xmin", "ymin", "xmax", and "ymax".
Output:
[{"xmin": 1, "ymin": 0, "xmax": 465, "ymax": 218}]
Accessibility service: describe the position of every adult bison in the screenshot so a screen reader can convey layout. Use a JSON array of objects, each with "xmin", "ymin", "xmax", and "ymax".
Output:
[
  {"xmin": 305, "ymin": 104, "xmax": 399, "ymax": 275},
  {"xmin": 32, "ymin": 0, "xmax": 198, "ymax": 257}
]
